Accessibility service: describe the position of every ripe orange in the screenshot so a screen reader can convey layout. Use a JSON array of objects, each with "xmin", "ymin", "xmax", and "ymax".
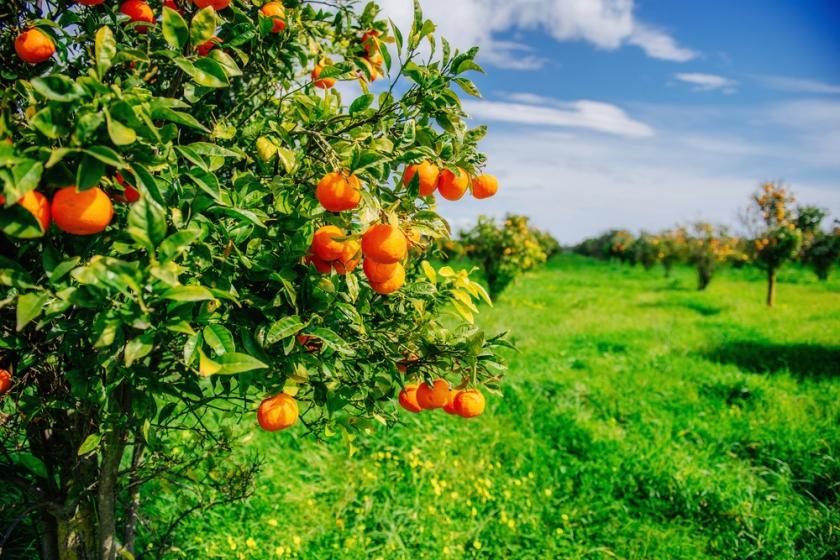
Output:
[
  {"xmin": 17, "ymin": 191, "xmax": 51, "ymax": 232},
  {"xmin": 370, "ymin": 262, "xmax": 404, "ymax": 294},
  {"xmin": 312, "ymin": 65, "xmax": 336, "ymax": 89},
  {"xmin": 363, "ymin": 257, "xmax": 399, "ymax": 284},
  {"xmin": 471, "ymin": 174, "xmax": 498, "ymax": 199},
  {"xmin": 361, "ymin": 29, "xmax": 381, "ymax": 56},
  {"xmin": 0, "ymin": 369, "xmax": 11, "ymax": 395},
  {"xmin": 453, "ymin": 389, "xmax": 485, "ymax": 418},
  {"xmin": 438, "ymin": 167, "xmax": 469, "ymax": 201},
  {"xmin": 443, "ymin": 390, "xmax": 460, "ymax": 414},
  {"xmin": 403, "ymin": 161, "xmax": 439, "ymax": 196},
  {"xmin": 260, "ymin": 2, "xmax": 286, "ymax": 33},
  {"xmin": 120, "ymin": 1, "xmax": 154, "ymax": 33},
  {"xmin": 113, "ymin": 173, "xmax": 140, "ymax": 203},
  {"xmin": 195, "ymin": 36, "xmax": 222, "ymax": 56},
  {"xmin": 306, "ymin": 252, "xmax": 333, "ymax": 274},
  {"xmin": 193, "ymin": 0, "xmax": 230, "ymax": 9},
  {"xmin": 316, "ymin": 171, "xmax": 361, "ymax": 212},
  {"xmin": 296, "ymin": 334, "xmax": 321, "ymax": 352},
  {"xmin": 398, "ymin": 384, "xmax": 422, "ymax": 413},
  {"xmin": 15, "ymin": 29, "xmax": 55, "ymax": 65},
  {"xmin": 257, "ymin": 393, "xmax": 299, "ymax": 431},
  {"xmin": 52, "ymin": 186, "xmax": 113, "ymax": 235},
  {"xmin": 312, "ymin": 225, "xmax": 346, "ymax": 261},
  {"xmin": 416, "ymin": 379, "xmax": 450, "ymax": 410},
  {"xmin": 163, "ymin": 0, "xmax": 182, "ymax": 12},
  {"xmin": 361, "ymin": 224, "xmax": 407, "ymax": 264},
  {"xmin": 334, "ymin": 240, "xmax": 360, "ymax": 274}
]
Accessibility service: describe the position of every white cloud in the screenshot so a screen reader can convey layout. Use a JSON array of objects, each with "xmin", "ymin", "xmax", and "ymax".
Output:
[
  {"xmin": 463, "ymin": 96, "xmax": 655, "ymax": 137},
  {"xmin": 674, "ymin": 72, "xmax": 738, "ymax": 93},
  {"xmin": 759, "ymin": 75, "xmax": 840, "ymax": 95},
  {"xmin": 376, "ymin": 0, "xmax": 697, "ymax": 68}
]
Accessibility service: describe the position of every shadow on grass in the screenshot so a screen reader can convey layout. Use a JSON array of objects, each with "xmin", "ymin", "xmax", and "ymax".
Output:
[
  {"xmin": 706, "ymin": 340, "xmax": 840, "ymax": 379},
  {"xmin": 640, "ymin": 300, "xmax": 724, "ymax": 316}
]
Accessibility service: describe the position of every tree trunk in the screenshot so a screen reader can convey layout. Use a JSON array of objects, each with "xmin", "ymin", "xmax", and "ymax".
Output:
[
  {"xmin": 123, "ymin": 444, "xmax": 144, "ymax": 556},
  {"xmin": 55, "ymin": 499, "xmax": 97, "ymax": 560},
  {"xmin": 97, "ymin": 431, "xmax": 126, "ymax": 560},
  {"xmin": 766, "ymin": 267, "xmax": 777, "ymax": 307},
  {"xmin": 697, "ymin": 266, "xmax": 711, "ymax": 290}
]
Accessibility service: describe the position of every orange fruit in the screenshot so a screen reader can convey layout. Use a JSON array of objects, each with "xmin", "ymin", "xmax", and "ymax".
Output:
[
  {"xmin": 260, "ymin": 2, "xmax": 286, "ymax": 33},
  {"xmin": 438, "ymin": 167, "xmax": 469, "ymax": 201},
  {"xmin": 195, "ymin": 36, "xmax": 222, "ymax": 56},
  {"xmin": 17, "ymin": 191, "xmax": 51, "ymax": 232},
  {"xmin": 163, "ymin": 0, "xmax": 182, "ymax": 12},
  {"xmin": 296, "ymin": 334, "xmax": 321, "ymax": 352},
  {"xmin": 113, "ymin": 173, "xmax": 140, "ymax": 204},
  {"xmin": 15, "ymin": 29, "xmax": 55, "ymax": 65},
  {"xmin": 312, "ymin": 225, "xmax": 346, "ymax": 261},
  {"xmin": 361, "ymin": 224, "xmax": 407, "ymax": 264},
  {"xmin": 257, "ymin": 393, "xmax": 299, "ymax": 431},
  {"xmin": 120, "ymin": 0, "xmax": 154, "ymax": 33},
  {"xmin": 306, "ymin": 252, "xmax": 333, "ymax": 274},
  {"xmin": 52, "ymin": 186, "xmax": 113, "ymax": 235},
  {"xmin": 334, "ymin": 240, "xmax": 360, "ymax": 275},
  {"xmin": 415, "ymin": 379, "xmax": 450, "ymax": 410},
  {"xmin": 443, "ymin": 390, "xmax": 460, "ymax": 414},
  {"xmin": 454, "ymin": 389, "xmax": 485, "ymax": 418},
  {"xmin": 316, "ymin": 171, "xmax": 361, "ymax": 212},
  {"xmin": 471, "ymin": 174, "xmax": 498, "ymax": 199},
  {"xmin": 370, "ymin": 262, "xmax": 404, "ymax": 294},
  {"xmin": 362, "ymin": 257, "xmax": 399, "ymax": 284},
  {"xmin": 0, "ymin": 369, "xmax": 11, "ymax": 395},
  {"xmin": 312, "ymin": 65, "xmax": 336, "ymax": 89},
  {"xmin": 402, "ymin": 161, "xmax": 439, "ymax": 196},
  {"xmin": 398, "ymin": 384, "xmax": 422, "ymax": 413},
  {"xmin": 366, "ymin": 50, "xmax": 384, "ymax": 67},
  {"xmin": 358, "ymin": 58, "xmax": 381, "ymax": 81},
  {"xmin": 361, "ymin": 29, "xmax": 381, "ymax": 56},
  {"xmin": 193, "ymin": 0, "xmax": 230, "ymax": 9}
]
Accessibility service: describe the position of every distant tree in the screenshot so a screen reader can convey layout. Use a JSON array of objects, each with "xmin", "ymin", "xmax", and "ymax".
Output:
[
  {"xmin": 632, "ymin": 232, "xmax": 660, "ymax": 270},
  {"xmin": 606, "ymin": 229, "xmax": 635, "ymax": 264},
  {"xmin": 686, "ymin": 223, "xmax": 736, "ymax": 290},
  {"xmin": 746, "ymin": 182, "xmax": 803, "ymax": 306},
  {"xmin": 657, "ymin": 227, "xmax": 688, "ymax": 277}
]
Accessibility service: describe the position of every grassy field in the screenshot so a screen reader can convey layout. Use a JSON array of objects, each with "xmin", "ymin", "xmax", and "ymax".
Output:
[{"xmin": 146, "ymin": 255, "xmax": 840, "ymax": 560}]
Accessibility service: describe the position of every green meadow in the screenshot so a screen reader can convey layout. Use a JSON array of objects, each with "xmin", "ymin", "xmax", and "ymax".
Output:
[{"xmin": 146, "ymin": 255, "xmax": 840, "ymax": 560}]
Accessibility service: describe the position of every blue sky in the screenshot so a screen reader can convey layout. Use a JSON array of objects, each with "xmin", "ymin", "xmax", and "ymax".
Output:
[{"xmin": 366, "ymin": 0, "xmax": 840, "ymax": 242}]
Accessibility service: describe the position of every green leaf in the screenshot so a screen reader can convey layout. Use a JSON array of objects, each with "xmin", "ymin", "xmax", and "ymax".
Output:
[
  {"xmin": 158, "ymin": 228, "xmax": 202, "ymax": 262},
  {"xmin": 310, "ymin": 327, "xmax": 355, "ymax": 355},
  {"xmin": 127, "ymin": 196, "xmax": 167, "ymax": 250},
  {"xmin": 255, "ymin": 136, "xmax": 277, "ymax": 163},
  {"xmin": 349, "ymin": 93, "xmax": 374, "ymax": 115},
  {"xmin": 174, "ymin": 57, "xmax": 229, "ymax": 88},
  {"xmin": 276, "ymin": 147, "xmax": 296, "ymax": 173},
  {"xmin": 76, "ymin": 155, "xmax": 105, "ymax": 190},
  {"xmin": 94, "ymin": 26, "xmax": 116, "ymax": 78},
  {"xmin": 125, "ymin": 334, "xmax": 153, "ymax": 367},
  {"xmin": 16, "ymin": 292, "xmax": 49, "ymax": 331},
  {"xmin": 150, "ymin": 106, "xmax": 210, "ymax": 132},
  {"xmin": 265, "ymin": 315, "xmax": 304, "ymax": 345},
  {"xmin": 209, "ymin": 49, "xmax": 242, "ymax": 77},
  {"xmin": 162, "ymin": 285, "xmax": 216, "ymax": 302},
  {"xmin": 30, "ymin": 75, "xmax": 85, "ymax": 102},
  {"xmin": 456, "ymin": 58, "xmax": 485, "ymax": 74},
  {"xmin": 45, "ymin": 147, "xmax": 77, "ymax": 169},
  {"xmin": 77, "ymin": 433, "xmax": 101, "ymax": 456},
  {"xmin": 16, "ymin": 453, "xmax": 48, "ymax": 479},
  {"xmin": 187, "ymin": 142, "xmax": 241, "ymax": 158},
  {"xmin": 454, "ymin": 77, "xmax": 481, "ymax": 98},
  {"xmin": 203, "ymin": 324, "xmax": 235, "ymax": 355},
  {"xmin": 84, "ymin": 145, "xmax": 125, "ymax": 168},
  {"xmin": 190, "ymin": 6, "xmax": 218, "ymax": 48},
  {"xmin": 162, "ymin": 6, "xmax": 189, "ymax": 50},
  {"xmin": 214, "ymin": 352, "xmax": 269, "ymax": 375},
  {"xmin": 105, "ymin": 108, "xmax": 137, "ymax": 146}
]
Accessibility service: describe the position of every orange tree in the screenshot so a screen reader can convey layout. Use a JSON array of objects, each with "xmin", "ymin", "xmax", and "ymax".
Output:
[
  {"xmin": 686, "ymin": 222, "xmax": 736, "ymax": 290},
  {"xmin": 656, "ymin": 227, "xmax": 688, "ymax": 277},
  {"xmin": 0, "ymin": 1, "xmax": 508, "ymax": 558},
  {"xmin": 459, "ymin": 214, "xmax": 547, "ymax": 298},
  {"xmin": 631, "ymin": 231, "xmax": 659, "ymax": 270},
  {"xmin": 746, "ymin": 182, "xmax": 802, "ymax": 306}
]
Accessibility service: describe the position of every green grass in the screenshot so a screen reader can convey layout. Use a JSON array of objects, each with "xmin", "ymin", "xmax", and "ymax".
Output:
[{"xmin": 148, "ymin": 255, "xmax": 840, "ymax": 559}]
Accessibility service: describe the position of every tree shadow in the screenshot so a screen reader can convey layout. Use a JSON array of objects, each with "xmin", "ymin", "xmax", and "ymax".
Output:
[
  {"xmin": 706, "ymin": 340, "xmax": 840, "ymax": 380},
  {"xmin": 639, "ymin": 300, "xmax": 723, "ymax": 316}
]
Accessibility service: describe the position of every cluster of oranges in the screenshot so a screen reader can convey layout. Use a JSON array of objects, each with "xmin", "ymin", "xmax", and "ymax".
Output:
[
  {"xmin": 403, "ymin": 161, "xmax": 498, "ymax": 201},
  {"xmin": 0, "ymin": 185, "xmax": 121, "ymax": 236},
  {"xmin": 14, "ymin": 1, "xmax": 286, "ymax": 65},
  {"xmin": 398, "ymin": 379, "xmax": 486, "ymax": 418},
  {"xmin": 311, "ymin": 28, "xmax": 383, "ymax": 88}
]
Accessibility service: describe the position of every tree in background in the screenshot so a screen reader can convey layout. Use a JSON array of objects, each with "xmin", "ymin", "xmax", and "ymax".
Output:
[
  {"xmin": 606, "ymin": 229, "xmax": 635, "ymax": 264},
  {"xmin": 656, "ymin": 227, "xmax": 688, "ymax": 277},
  {"xmin": 0, "ymin": 1, "xmax": 507, "ymax": 557},
  {"xmin": 460, "ymin": 214, "xmax": 548, "ymax": 298},
  {"xmin": 795, "ymin": 205, "xmax": 838, "ymax": 281},
  {"xmin": 686, "ymin": 222, "xmax": 737, "ymax": 290},
  {"xmin": 631, "ymin": 231, "xmax": 659, "ymax": 270},
  {"xmin": 534, "ymin": 228, "xmax": 561, "ymax": 260},
  {"xmin": 746, "ymin": 182, "xmax": 802, "ymax": 306}
]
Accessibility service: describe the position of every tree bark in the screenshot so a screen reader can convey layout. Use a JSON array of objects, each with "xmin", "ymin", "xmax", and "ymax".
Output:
[
  {"xmin": 766, "ymin": 267, "xmax": 777, "ymax": 307},
  {"xmin": 123, "ymin": 444, "xmax": 144, "ymax": 556},
  {"xmin": 97, "ymin": 430, "xmax": 126, "ymax": 560}
]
